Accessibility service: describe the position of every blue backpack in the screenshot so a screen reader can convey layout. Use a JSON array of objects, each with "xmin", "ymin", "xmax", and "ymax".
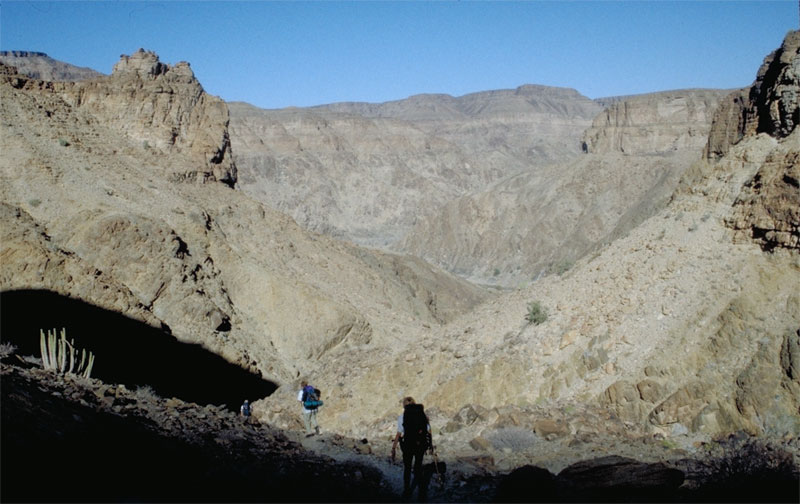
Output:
[{"xmin": 302, "ymin": 386, "xmax": 323, "ymax": 410}]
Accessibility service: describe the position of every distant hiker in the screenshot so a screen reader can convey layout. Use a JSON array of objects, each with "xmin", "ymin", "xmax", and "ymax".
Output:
[
  {"xmin": 298, "ymin": 380, "xmax": 323, "ymax": 436},
  {"xmin": 391, "ymin": 397, "xmax": 432, "ymax": 500},
  {"xmin": 240, "ymin": 399, "xmax": 251, "ymax": 418}
]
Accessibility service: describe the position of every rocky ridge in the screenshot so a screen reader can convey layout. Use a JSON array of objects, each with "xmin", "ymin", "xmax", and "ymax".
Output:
[
  {"xmin": 230, "ymin": 85, "xmax": 602, "ymax": 248},
  {"xmin": 399, "ymin": 89, "xmax": 729, "ymax": 285},
  {"xmin": 701, "ymin": 31, "xmax": 800, "ymax": 251},
  {"xmin": 0, "ymin": 50, "xmax": 103, "ymax": 82}
]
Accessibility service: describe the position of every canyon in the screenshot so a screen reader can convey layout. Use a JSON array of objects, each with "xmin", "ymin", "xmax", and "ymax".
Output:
[{"xmin": 1, "ymin": 30, "xmax": 799, "ymax": 501}]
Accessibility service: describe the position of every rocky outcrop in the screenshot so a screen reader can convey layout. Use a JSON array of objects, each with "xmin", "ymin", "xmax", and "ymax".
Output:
[
  {"xmin": 582, "ymin": 89, "xmax": 729, "ymax": 155},
  {"xmin": 727, "ymin": 130, "xmax": 799, "ymax": 250},
  {"xmin": 705, "ymin": 30, "xmax": 800, "ymax": 159},
  {"xmin": 70, "ymin": 49, "xmax": 237, "ymax": 187},
  {"xmin": 707, "ymin": 31, "xmax": 800, "ymax": 251},
  {"xmin": 1, "ymin": 50, "xmax": 236, "ymax": 187}
]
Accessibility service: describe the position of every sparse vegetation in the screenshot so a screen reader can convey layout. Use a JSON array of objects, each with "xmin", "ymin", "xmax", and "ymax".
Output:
[
  {"xmin": 135, "ymin": 384, "xmax": 159, "ymax": 401},
  {"xmin": 525, "ymin": 301, "xmax": 548, "ymax": 325},
  {"xmin": 58, "ymin": 138, "xmax": 70, "ymax": 147},
  {"xmin": 551, "ymin": 258, "xmax": 574, "ymax": 276},
  {"xmin": 39, "ymin": 328, "xmax": 95, "ymax": 378},
  {"xmin": 493, "ymin": 268, "xmax": 500, "ymax": 277},
  {"xmin": 691, "ymin": 435, "xmax": 800, "ymax": 502},
  {"xmin": 0, "ymin": 342, "xmax": 17, "ymax": 358},
  {"xmin": 28, "ymin": 198, "xmax": 41, "ymax": 207}
]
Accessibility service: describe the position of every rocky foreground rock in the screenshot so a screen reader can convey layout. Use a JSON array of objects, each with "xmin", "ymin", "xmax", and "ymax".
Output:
[{"xmin": 2, "ymin": 352, "xmax": 797, "ymax": 502}]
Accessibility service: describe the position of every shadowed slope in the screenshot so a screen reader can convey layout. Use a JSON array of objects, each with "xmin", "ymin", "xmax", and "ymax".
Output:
[{"xmin": 0, "ymin": 289, "xmax": 276, "ymax": 409}]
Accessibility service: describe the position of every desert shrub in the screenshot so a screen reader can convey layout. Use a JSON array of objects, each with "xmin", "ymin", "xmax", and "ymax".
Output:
[
  {"xmin": 28, "ymin": 198, "xmax": 41, "ymax": 207},
  {"xmin": 551, "ymin": 258, "xmax": 574, "ymax": 276},
  {"xmin": 0, "ymin": 342, "xmax": 17, "ymax": 358},
  {"xmin": 690, "ymin": 435, "xmax": 799, "ymax": 502},
  {"xmin": 58, "ymin": 138, "xmax": 70, "ymax": 147},
  {"xmin": 486, "ymin": 427, "xmax": 538, "ymax": 453},
  {"xmin": 135, "ymin": 384, "xmax": 159, "ymax": 402},
  {"xmin": 525, "ymin": 301, "xmax": 548, "ymax": 325}
]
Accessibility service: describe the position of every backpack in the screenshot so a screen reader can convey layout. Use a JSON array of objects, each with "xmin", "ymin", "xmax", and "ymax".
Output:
[
  {"xmin": 241, "ymin": 402, "xmax": 251, "ymax": 416},
  {"xmin": 402, "ymin": 403, "xmax": 431, "ymax": 451},
  {"xmin": 302, "ymin": 386, "xmax": 323, "ymax": 410}
]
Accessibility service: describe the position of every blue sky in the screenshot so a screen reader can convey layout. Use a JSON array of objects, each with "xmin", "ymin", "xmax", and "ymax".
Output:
[{"xmin": 1, "ymin": 1, "xmax": 797, "ymax": 108}]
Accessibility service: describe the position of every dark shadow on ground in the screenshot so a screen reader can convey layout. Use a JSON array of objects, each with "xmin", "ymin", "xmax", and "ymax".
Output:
[
  {"xmin": 0, "ymin": 367, "xmax": 390, "ymax": 503},
  {"xmin": 0, "ymin": 289, "xmax": 276, "ymax": 410}
]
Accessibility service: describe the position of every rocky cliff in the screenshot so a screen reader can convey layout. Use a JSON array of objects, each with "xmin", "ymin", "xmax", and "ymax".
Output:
[
  {"xmin": 582, "ymin": 89, "xmax": 729, "ymax": 155},
  {"xmin": 230, "ymin": 85, "xmax": 602, "ymax": 248},
  {"xmin": 700, "ymin": 31, "xmax": 800, "ymax": 251},
  {"xmin": 400, "ymin": 89, "xmax": 728, "ymax": 286},
  {"xmin": 705, "ymin": 31, "xmax": 800, "ymax": 159}
]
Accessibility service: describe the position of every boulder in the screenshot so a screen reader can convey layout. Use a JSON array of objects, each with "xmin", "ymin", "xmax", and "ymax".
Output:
[{"xmin": 556, "ymin": 455, "xmax": 684, "ymax": 501}]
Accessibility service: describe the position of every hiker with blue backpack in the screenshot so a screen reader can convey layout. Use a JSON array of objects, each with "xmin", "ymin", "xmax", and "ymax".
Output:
[
  {"xmin": 391, "ymin": 397, "xmax": 432, "ymax": 500},
  {"xmin": 298, "ymin": 380, "xmax": 323, "ymax": 436}
]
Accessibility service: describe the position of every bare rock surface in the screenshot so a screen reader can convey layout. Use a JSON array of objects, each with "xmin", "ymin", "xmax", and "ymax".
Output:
[
  {"xmin": 229, "ymin": 85, "xmax": 602, "ymax": 248},
  {"xmin": 400, "ymin": 89, "xmax": 728, "ymax": 286},
  {"xmin": 582, "ymin": 89, "xmax": 730, "ymax": 155}
]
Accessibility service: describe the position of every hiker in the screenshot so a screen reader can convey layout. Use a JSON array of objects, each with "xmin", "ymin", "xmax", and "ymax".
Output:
[
  {"xmin": 297, "ymin": 380, "xmax": 322, "ymax": 436},
  {"xmin": 391, "ymin": 397, "xmax": 432, "ymax": 500},
  {"xmin": 240, "ymin": 399, "xmax": 251, "ymax": 419}
]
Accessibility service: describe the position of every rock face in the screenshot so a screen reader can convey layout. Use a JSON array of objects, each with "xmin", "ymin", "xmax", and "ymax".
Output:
[
  {"xmin": 582, "ymin": 89, "xmax": 729, "ymax": 155},
  {"xmin": 707, "ymin": 31, "xmax": 800, "ymax": 252},
  {"xmin": 706, "ymin": 31, "xmax": 800, "ymax": 159},
  {"xmin": 0, "ymin": 52, "xmax": 488, "ymax": 392},
  {"xmin": 230, "ymin": 85, "xmax": 603, "ymax": 247},
  {"xmin": 400, "ymin": 89, "xmax": 728, "ymax": 286},
  {"xmin": 0, "ymin": 51, "xmax": 103, "ymax": 81},
  {"xmin": 73, "ymin": 49, "xmax": 237, "ymax": 187}
]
